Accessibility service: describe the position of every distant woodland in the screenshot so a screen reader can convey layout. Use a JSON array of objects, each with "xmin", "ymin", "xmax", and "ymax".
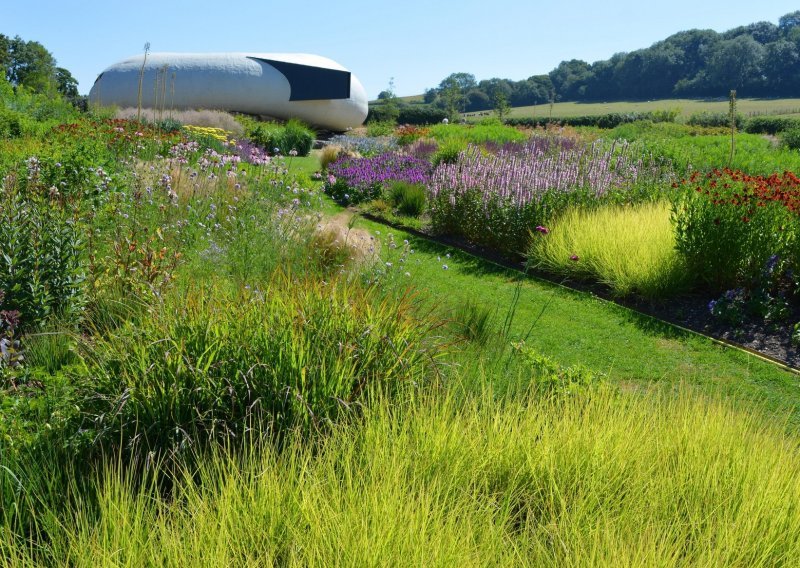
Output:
[{"xmin": 402, "ymin": 11, "xmax": 800, "ymax": 113}]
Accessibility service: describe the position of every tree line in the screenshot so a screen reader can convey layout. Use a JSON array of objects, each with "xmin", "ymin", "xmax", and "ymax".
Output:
[
  {"xmin": 0, "ymin": 34, "xmax": 80, "ymax": 104},
  {"xmin": 408, "ymin": 11, "xmax": 800, "ymax": 113}
]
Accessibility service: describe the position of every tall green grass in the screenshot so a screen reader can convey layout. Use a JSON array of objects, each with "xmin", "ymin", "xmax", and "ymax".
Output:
[
  {"xmin": 5, "ymin": 387, "xmax": 800, "ymax": 565},
  {"xmin": 528, "ymin": 201, "xmax": 689, "ymax": 298},
  {"xmin": 77, "ymin": 273, "xmax": 439, "ymax": 460}
]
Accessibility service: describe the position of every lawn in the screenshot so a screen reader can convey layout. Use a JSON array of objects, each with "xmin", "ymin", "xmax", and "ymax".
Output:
[{"xmin": 504, "ymin": 97, "xmax": 800, "ymax": 120}]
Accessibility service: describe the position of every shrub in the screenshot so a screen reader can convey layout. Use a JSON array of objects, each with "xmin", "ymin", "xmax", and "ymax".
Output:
[
  {"xmin": 0, "ymin": 107, "xmax": 27, "ymax": 138},
  {"xmin": 506, "ymin": 110, "xmax": 679, "ymax": 130},
  {"xmin": 388, "ymin": 181, "xmax": 427, "ymax": 217},
  {"xmin": 744, "ymin": 116, "xmax": 800, "ymax": 135},
  {"xmin": 367, "ymin": 104, "xmax": 448, "ymax": 126},
  {"xmin": 278, "ymin": 119, "xmax": 315, "ymax": 156},
  {"xmin": 780, "ymin": 126, "xmax": 800, "ymax": 150},
  {"xmin": 672, "ymin": 168, "xmax": 800, "ymax": 291},
  {"xmin": 431, "ymin": 139, "xmax": 467, "ymax": 166},
  {"xmin": 0, "ymin": 161, "xmax": 86, "ymax": 329},
  {"xmin": 686, "ymin": 111, "xmax": 744, "ymax": 129},
  {"xmin": 247, "ymin": 119, "xmax": 315, "ymax": 156}
]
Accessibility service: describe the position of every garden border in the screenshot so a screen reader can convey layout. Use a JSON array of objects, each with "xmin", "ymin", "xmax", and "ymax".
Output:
[{"xmin": 360, "ymin": 211, "xmax": 800, "ymax": 375}]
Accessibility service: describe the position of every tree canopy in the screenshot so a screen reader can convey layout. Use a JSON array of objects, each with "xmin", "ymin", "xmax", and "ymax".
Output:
[
  {"xmin": 421, "ymin": 11, "xmax": 800, "ymax": 111},
  {"xmin": 0, "ymin": 34, "xmax": 79, "ymax": 100}
]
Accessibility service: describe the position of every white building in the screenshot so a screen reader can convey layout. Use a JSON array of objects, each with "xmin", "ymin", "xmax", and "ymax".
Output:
[{"xmin": 89, "ymin": 52, "xmax": 368, "ymax": 131}]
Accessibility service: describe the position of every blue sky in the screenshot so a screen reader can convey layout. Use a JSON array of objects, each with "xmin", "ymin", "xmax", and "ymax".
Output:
[{"xmin": 3, "ymin": 1, "xmax": 799, "ymax": 98}]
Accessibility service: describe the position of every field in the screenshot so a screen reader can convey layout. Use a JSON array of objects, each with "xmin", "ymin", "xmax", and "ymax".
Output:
[
  {"xmin": 3, "ymin": 83, "xmax": 800, "ymax": 565},
  {"xmin": 475, "ymin": 98, "xmax": 800, "ymax": 120}
]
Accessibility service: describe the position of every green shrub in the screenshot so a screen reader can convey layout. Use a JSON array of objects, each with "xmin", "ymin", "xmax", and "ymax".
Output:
[
  {"xmin": 388, "ymin": 181, "xmax": 427, "ymax": 217},
  {"xmin": 672, "ymin": 169, "xmax": 800, "ymax": 291},
  {"xmin": 0, "ymin": 165, "xmax": 86, "ymax": 329},
  {"xmin": 506, "ymin": 110, "xmax": 679, "ymax": 129},
  {"xmin": 366, "ymin": 120, "xmax": 395, "ymax": 137},
  {"xmin": 432, "ymin": 139, "xmax": 467, "ymax": 166},
  {"xmin": 780, "ymin": 126, "xmax": 800, "ymax": 150},
  {"xmin": 0, "ymin": 107, "xmax": 26, "ymax": 138},
  {"xmin": 247, "ymin": 119, "xmax": 315, "ymax": 156},
  {"xmin": 278, "ymin": 119, "xmax": 315, "ymax": 156},
  {"xmin": 368, "ymin": 104, "xmax": 448, "ymax": 126},
  {"xmin": 686, "ymin": 111, "xmax": 744, "ymax": 129},
  {"xmin": 744, "ymin": 116, "xmax": 800, "ymax": 135}
]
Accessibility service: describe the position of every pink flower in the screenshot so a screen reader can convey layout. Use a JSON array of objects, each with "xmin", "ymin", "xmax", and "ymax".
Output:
[
  {"xmin": 535, "ymin": 225, "xmax": 550, "ymax": 234},
  {"xmin": 569, "ymin": 254, "xmax": 579, "ymax": 261}
]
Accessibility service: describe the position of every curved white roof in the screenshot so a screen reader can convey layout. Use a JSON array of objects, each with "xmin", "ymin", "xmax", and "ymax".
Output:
[{"xmin": 89, "ymin": 52, "xmax": 368, "ymax": 131}]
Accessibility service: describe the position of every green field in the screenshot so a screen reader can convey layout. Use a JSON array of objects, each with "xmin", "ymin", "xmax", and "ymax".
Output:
[{"xmin": 502, "ymin": 98, "xmax": 800, "ymax": 120}]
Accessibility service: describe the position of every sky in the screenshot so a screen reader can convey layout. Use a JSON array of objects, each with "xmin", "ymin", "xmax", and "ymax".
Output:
[{"xmin": 3, "ymin": 0, "xmax": 799, "ymax": 99}]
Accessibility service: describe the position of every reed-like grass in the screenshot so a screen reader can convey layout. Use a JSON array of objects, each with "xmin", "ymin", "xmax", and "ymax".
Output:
[
  {"xmin": 529, "ymin": 201, "xmax": 689, "ymax": 298},
  {"xmin": 5, "ymin": 386, "xmax": 800, "ymax": 566}
]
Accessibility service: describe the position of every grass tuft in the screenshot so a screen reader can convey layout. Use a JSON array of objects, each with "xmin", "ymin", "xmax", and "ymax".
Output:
[{"xmin": 528, "ymin": 201, "xmax": 689, "ymax": 298}]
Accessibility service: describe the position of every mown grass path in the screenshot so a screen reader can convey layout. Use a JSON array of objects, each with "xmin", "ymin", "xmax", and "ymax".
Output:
[{"xmin": 343, "ymin": 211, "xmax": 800, "ymax": 423}]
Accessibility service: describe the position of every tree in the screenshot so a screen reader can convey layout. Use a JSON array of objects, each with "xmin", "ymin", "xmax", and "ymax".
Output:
[
  {"xmin": 779, "ymin": 11, "xmax": 800, "ymax": 36},
  {"xmin": 376, "ymin": 77, "xmax": 400, "ymax": 123},
  {"xmin": 7, "ymin": 36, "xmax": 56, "ymax": 92},
  {"xmin": 763, "ymin": 40, "xmax": 800, "ymax": 94},
  {"xmin": 706, "ymin": 35, "xmax": 765, "ymax": 93},
  {"xmin": 55, "ymin": 67, "xmax": 78, "ymax": 99},
  {"xmin": 439, "ymin": 75, "xmax": 466, "ymax": 119},
  {"xmin": 492, "ymin": 89, "xmax": 510, "ymax": 120},
  {"xmin": 548, "ymin": 59, "xmax": 591, "ymax": 101}
]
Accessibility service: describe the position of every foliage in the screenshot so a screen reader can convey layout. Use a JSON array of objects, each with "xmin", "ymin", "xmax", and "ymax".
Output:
[
  {"xmin": 369, "ymin": 103, "xmax": 449, "ymax": 126},
  {"xmin": 528, "ymin": 201, "xmax": 689, "ymax": 298},
  {"xmin": 387, "ymin": 180, "xmax": 426, "ymax": 217},
  {"xmin": 780, "ymin": 126, "xmax": 800, "ymax": 150},
  {"xmin": 421, "ymin": 11, "xmax": 800, "ymax": 104},
  {"xmin": 687, "ymin": 111, "xmax": 745, "ymax": 129},
  {"xmin": 246, "ymin": 119, "xmax": 314, "ymax": 156},
  {"xmin": 328, "ymin": 133, "xmax": 398, "ymax": 157},
  {"xmin": 672, "ymin": 168, "xmax": 800, "ymax": 291},
  {"xmin": 431, "ymin": 139, "xmax": 467, "ymax": 167},
  {"xmin": 395, "ymin": 124, "xmax": 431, "ymax": 146},
  {"xmin": 745, "ymin": 115, "xmax": 800, "ymax": 134},
  {"xmin": 506, "ymin": 110, "xmax": 679, "ymax": 129},
  {"xmin": 0, "ymin": 159, "xmax": 87, "ymax": 330},
  {"xmin": 428, "ymin": 121, "xmax": 526, "ymax": 146},
  {"xmin": 80, "ymin": 275, "xmax": 438, "ymax": 458},
  {"xmin": 429, "ymin": 139, "xmax": 670, "ymax": 256},
  {"xmin": 8, "ymin": 387, "xmax": 800, "ymax": 565},
  {"xmin": 326, "ymin": 153, "xmax": 431, "ymax": 205},
  {"xmin": 366, "ymin": 120, "xmax": 395, "ymax": 137}
]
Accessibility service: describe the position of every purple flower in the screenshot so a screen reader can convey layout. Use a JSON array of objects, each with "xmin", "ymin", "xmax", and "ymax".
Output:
[
  {"xmin": 535, "ymin": 225, "xmax": 550, "ymax": 235},
  {"xmin": 569, "ymin": 254, "xmax": 579, "ymax": 261}
]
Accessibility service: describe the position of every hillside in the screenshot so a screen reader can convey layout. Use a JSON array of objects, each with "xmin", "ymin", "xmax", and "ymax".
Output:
[{"xmin": 410, "ymin": 10, "xmax": 800, "ymax": 114}]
